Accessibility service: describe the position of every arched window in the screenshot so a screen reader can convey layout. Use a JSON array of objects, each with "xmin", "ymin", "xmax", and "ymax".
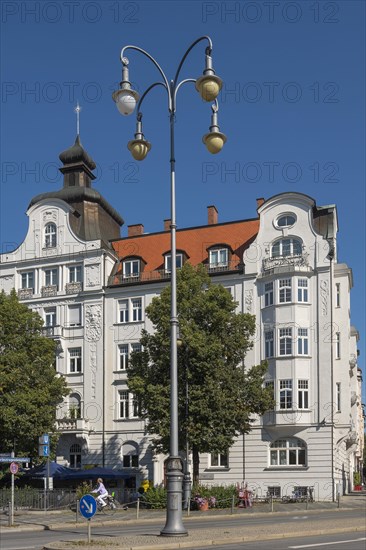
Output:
[
  {"xmin": 70, "ymin": 443, "xmax": 82, "ymax": 468},
  {"xmin": 45, "ymin": 223, "xmax": 57, "ymax": 248},
  {"xmin": 270, "ymin": 438, "xmax": 306, "ymax": 467},
  {"xmin": 122, "ymin": 442, "xmax": 139, "ymax": 468},
  {"xmin": 271, "ymin": 238, "xmax": 302, "ymax": 258},
  {"xmin": 69, "ymin": 393, "xmax": 81, "ymax": 419}
]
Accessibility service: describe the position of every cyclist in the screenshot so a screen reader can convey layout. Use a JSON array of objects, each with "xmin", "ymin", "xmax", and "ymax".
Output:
[{"xmin": 93, "ymin": 478, "xmax": 109, "ymax": 507}]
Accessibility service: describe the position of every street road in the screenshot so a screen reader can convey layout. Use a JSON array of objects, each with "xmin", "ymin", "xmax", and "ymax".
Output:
[{"xmin": 0, "ymin": 509, "xmax": 364, "ymax": 550}]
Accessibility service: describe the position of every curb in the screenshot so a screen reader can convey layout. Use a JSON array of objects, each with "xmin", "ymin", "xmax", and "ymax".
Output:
[{"xmin": 41, "ymin": 526, "xmax": 366, "ymax": 550}]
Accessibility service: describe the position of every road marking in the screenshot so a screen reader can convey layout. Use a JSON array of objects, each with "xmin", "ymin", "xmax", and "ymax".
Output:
[{"xmin": 289, "ymin": 537, "xmax": 366, "ymax": 548}]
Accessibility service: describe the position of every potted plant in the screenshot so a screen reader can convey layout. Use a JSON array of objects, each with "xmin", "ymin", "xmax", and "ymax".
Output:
[
  {"xmin": 353, "ymin": 472, "xmax": 362, "ymax": 491},
  {"xmin": 193, "ymin": 494, "xmax": 209, "ymax": 511}
]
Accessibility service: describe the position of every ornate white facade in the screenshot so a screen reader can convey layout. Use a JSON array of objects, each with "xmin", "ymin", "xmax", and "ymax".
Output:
[{"xmin": 0, "ymin": 138, "xmax": 363, "ymax": 499}]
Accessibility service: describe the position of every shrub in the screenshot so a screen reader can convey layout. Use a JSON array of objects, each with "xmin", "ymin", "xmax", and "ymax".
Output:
[
  {"xmin": 76, "ymin": 482, "xmax": 93, "ymax": 500},
  {"xmin": 191, "ymin": 484, "xmax": 236, "ymax": 509},
  {"xmin": 353, "ymin": 472, "xmax": 361, "ymax": 486},
  {"xmin": 141, "ymin": 486, "xmax": 167, "ymax": 509}
]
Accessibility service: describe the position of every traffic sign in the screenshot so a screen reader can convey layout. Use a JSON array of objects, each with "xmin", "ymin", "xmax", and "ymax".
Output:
[
  {"xmin": 9, "ymin": 462, "xmax": 19, "ymax": 475},
  {"xmin": 79, "ymin": 495, "xmax": 97, "ymax": 519},
  {"xmin": 39, "ymin": 444, "xmax": 49, "ymax": 457},
  {"xmin": 39, "ymin": 434, "xmax": 49, "ymax": 445},
  {"xmin": 0, "ymin": 457, "xmax": 30, "ymax": 463}
]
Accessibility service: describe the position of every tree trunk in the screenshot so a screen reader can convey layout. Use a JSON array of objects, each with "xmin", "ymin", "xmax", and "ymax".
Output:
[{"xmin": 192, "ymin": 444, "xmax": 200, "ymax": 485}]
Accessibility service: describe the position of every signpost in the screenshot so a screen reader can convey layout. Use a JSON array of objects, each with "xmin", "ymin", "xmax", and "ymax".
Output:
[
  {"xmin": 0, "ymin": 455, "xmax": 30, "ymax": 527},
  {"xmin": 79, "ymin": 495, "xmax": 97, "ymax": 543},
  {"xmin": 38, "ymin": 434, "xmax": 50, "ymax": 512}
]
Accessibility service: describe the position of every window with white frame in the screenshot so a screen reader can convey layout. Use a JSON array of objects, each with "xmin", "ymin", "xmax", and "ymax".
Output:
[
  {"xmin": 118, "ymin": 343, "xmax": 142, "ymax": 371},
  {"xmin": 297, "ymin": 380, "xmax": 309, "ymax": 409},
  {"xmin": 335, "ymin": 332, "xmax": 341, "ymax": 359},
  {"xmin": 44, "ymin": 223, "xmax": 57, "ymax": 248},
  {"xmin": 69, "ymin": 443, "xmax": 82, "ymax": 468},
  {"xmin": 279, "ymin": 328, "xmax": 292, "ymax": 356},
  {"xmin": 45, "ymin": 268, "xmax": 58, "ymax": 289},
  {"xmin": 270, "ymin": 438, "xmax": 306, "ymax": 467},
  {"xmin": 69, "ymin": 265, "xmax": 82, "ymax": 283},
  {"xmin": 210, "ymin": 452, "xmax": 228, "ymax": 468},
  {"xmin": 21, "ymin": 271, "xmax": 34, "ymax": 290},
  {"xmin": 68, "ymin": 304, "xmax": 81, "ymax": 326},
  {"xmin": 118, "ymin": 390, "xmax": 139, "ymax": 419},
  {"xmin": 118, "ymin": 298, "xmax": 143, "ymax": 323},
  {"xmin": 165, "ymin": 253, "xmax": 183, "ymax": 273},
  {"xmin": 209, "ymin": 248, "xmax": 228, "ymax": 267},
  {"xmin": 336, "ymin": 382, "xmax": 341, "ymax": 411},
  {"xmin": 336, "ymin": 283, "xmax": 340, "ymax": 307},
  {"xmin": 276, "ymin": 214, "xmax": 296, "ymax": 228},
  {"xmin": 122, "ymin": 442, "xmax": 139, "ymax": 468},
  {"xmin": 123, "ymin": 259, "xmax": 140, "ymax": 279},
  {"xmin": 69, "ymin": 347, "xmax": 82, "ymax": 373},
  {"xmin": 279, "ymin": 278, "xmax": 292, "ymax": 303},
  {"xmin": 264, "ymin": 282, "xmax": 274, "ymax": 306},
  {"xmin": 45, "ymin": 307, "xmax": 56, "ymax": 327},
  {"xmin": 279, "ymin": 380, "xmax": 292, "ymax": 409},
  {"xmin": 297, "ymin": 278, "xmax": 308, "ymax": 302},
  {"xmin": 265, "ymin": 380, "xmax": 275, "ymax": 401},
  {"xmin": 271, "ymin": 238, "xmax": 302, "ymax": 258},
  {"xmin": 297, "ymin": 328, "xmax": 309, "ymax": 355},
  {"xmin": 265, "ymin": 330, "xmax": 274, "ymax": 358}
]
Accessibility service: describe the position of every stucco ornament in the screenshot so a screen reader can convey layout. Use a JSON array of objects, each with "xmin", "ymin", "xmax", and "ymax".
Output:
[{"xmin": 85, "ymin": 304, "xmax": 102, "ymax": 342}]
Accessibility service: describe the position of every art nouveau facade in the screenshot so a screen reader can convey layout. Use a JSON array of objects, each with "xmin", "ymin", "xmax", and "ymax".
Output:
[{"xmin": 0, "ymin": 137, "xmax": 363, "ymax": 499}]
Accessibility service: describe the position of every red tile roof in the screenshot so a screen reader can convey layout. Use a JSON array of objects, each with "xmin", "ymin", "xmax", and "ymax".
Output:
[{"xmin": 111, "ymin": 218, "xmax": 259, "ymax": 275}]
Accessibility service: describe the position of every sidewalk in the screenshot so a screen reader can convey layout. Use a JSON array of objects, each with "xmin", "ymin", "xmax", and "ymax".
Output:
[{"xmin": 1, "ymin": 492, "xmax": 365, "ymax": 550}]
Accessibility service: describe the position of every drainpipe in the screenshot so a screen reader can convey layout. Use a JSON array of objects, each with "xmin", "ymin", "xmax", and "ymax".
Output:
[
  {"xmin": 102, "ymin": 252, "xmax": 106, "ymax": 468},
  {"xmin": 329, "ymin": 253, "xmax": 335, "ymax": 501}
]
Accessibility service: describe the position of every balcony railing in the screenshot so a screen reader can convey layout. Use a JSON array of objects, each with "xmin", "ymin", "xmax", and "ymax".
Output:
[
  {"xmin": 109, "ymin": 261, "xmax": 243, "ymax": 286},
  {"xmin": 56, "ymin": 418, "xmax": 89, "ymax": 432},
  {"xmin": 66, "ymin": 282, "xmax": 83, "ymax": 294},
  {"xmin": 41, "ymin": 285, "xmax": 58, "ymax": 297},
  {"xmin": 42, "ymin": 325, "xmax": 62, "ymax": 337},
  {"xmin": 262, "ymin": 253, "xmax": 310, "ymax": 273},
  {"xmin": 18, "ymin": 288, "xmax": 34, "ymax": 300}
]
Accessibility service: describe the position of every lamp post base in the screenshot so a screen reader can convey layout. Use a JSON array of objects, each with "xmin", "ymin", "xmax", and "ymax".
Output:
[{"xmin": 160, "ymin": 457, "xmax": 188, "ymax": 536}]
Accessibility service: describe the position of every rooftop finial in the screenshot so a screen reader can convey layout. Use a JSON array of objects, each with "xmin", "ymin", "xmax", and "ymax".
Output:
[{"xmin": 74, "ymin": 101, "xmax": 81, "ymax": 136}]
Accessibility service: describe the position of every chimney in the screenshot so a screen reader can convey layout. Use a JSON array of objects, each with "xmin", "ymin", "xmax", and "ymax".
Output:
[
  {"xmin": 256, "ymin": 197, "xmax": 265, "ymax": 209},
  {"xmin": 164, "ymin": 219, "xmax": 171, "ymax": 231},
  {"xmin": 207, "ymin": 205, "xmax": 218, "ymax": 225},
  {"xmin": 128, "ymin": 224, "xmax": 144, "ymax": 237}
]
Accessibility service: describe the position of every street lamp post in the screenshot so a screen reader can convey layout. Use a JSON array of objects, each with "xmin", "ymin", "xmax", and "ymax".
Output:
[{"xmin": 113, "ymin": 36, "xmax": 226, "ymax": 537}]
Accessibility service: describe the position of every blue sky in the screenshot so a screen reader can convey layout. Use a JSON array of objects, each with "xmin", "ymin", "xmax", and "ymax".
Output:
[{"xmin": 1, "ymin": 1, "xmax": 365, "ymax": 387}]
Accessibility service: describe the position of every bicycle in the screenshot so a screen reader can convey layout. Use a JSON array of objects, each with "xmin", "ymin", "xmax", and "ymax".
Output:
[{"xmin": 96, "ymin": 494, "xmax": 119, "ymax": 515}]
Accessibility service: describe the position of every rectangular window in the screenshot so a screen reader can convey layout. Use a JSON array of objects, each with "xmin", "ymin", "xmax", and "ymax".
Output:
[
  {"xmin": 265, "ymin": 330, "xmax": 274, "ymax": 358},
  {"xmin": 119, "ymin": 300, "xmax": 129, "ymax": 323},
  {"xmin": 45, "ymin": 307, "xmax": 56, "ymax": 327},
  {"xmin": 69, "ymin": 266, "xmax": 82, "ymax": 283},
  {"xmin": 209, "ymin": 248, "xmax": 228, "ymax": 267},
  {"xmin": 123, "ymin": 455, "xmax": 138, "ymax": 468},
  {"xmin": 165, "ymin": 254, "xmax": 183, "ymax": 273},
  {"xmin": 68, "ymin": 305, "xmax": 81, "ymax": 326},
  {"xmin": 119, "ymin": 344, "xmax": 129, "ymax": 370},
  {"xmin": 335, "ymin": 332, "xmax": 341, "ymax": 359},
  {"xmin": 279, "ymin": 380, "xmax": 292, "ymax": 409},
  {"xmin": 279, "ymin": 278, "xmax": 291, "ymax": 303},
  {"xmin": 298, "ymin": 279, "xmax": 308, "ymax": 302},
  {"xmin": 119, "ymin": 390, "xmax": 129, "ymax": 418},
  {"xmin": 123, "ymin": 260, "xmax": 140, "ymax": 278},
  {"xmin": 265, "ymin": 282, "xmax": 274, "ymax": 307},
  {"xmin": 265, "ymin": 381, "xmax": 275, "ymax": 402},
  {"xmin": 279, "ymin": 328, "xmax": 292, "ymax": 356},
  {"xmin": 132, "ymin": 298, "xmax": 142, "ymax": 322},
  {"xmin": 267, "ymin": 486, "xmax": 281, "ymax": 497},
  {"xmin": 298, "ymin": 328, "xmax": 309, "ymax": 355},
  {"xmin": 298, "ymin": 380, "xmax": 309, "ymax": 409},
  {"xmin": 45, "ymin": 268, "xmax": 58, "ymax": 289},
  {"xmin": 69, "ymin": 347, "xmax": 82, "ymax": 373},
  {"xmin": 21, "ymin": 271, "xmax": 34, "ymax": 290},
  {"xmin": 336, "ymin": 382, "xmax": 341, "ymax": 411},
  {"xmin": 210, "ymin": 452, "xmax": 228, "ymax": 468},
  {"xmin": 336, "ymin": 283, "xmax": 340, "ymax": 307}
]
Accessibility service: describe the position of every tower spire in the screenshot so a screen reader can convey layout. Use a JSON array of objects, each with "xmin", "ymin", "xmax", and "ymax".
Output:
[{"xmin": 74, "ymin": 102, "xmax": 81, "ymax": 136}]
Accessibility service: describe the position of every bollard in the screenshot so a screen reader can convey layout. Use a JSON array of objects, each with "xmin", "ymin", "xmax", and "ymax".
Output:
[
  {"xmin": 270, "ymin": 495, "xmax": 274, "ymax": 513},
  {"xmin": 136, "ymin": 497, "xmax": 140, "ymax": 519},
  {"xmin": 337, "ymin": 492, "xmax": 340, "ymax": 508},
  {"xmin": 76, "ymin": 499, "xmax": 79, "ymax": 523},
  {"xmin": 306, "ymin": 494, "xmax": 309, "ymax": 510},
  {"xmin": 231, "ymin": 494, "xmax": 235, "ymax": 514},
  {"xmin": 8, "ymin": 501, "xmax": 12, "ymax": 527},
  {"xmin": 186, "ymin": 498, "xmax": 190, "ymax": 517}
]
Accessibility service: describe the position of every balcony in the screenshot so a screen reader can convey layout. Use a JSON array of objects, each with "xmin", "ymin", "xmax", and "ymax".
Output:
[
  {"xmin": 56, "ymin": 418, "xmax": 89, "ymax": 432},
  {"xmin": 41, "ymin": 285, "xmax": 58, "ymax": 297},
  {"xmin": 42, "ymin": 325, "xmax": 62, "ymax": 338},
  {"xmin": 262, "ymin": 253, "xmax": 310, "ymax": 275},
  {"xmin": 18, "ymin": 288, "xmax": 33, "ymax": 300},
  {"xmin": 65, "ymin": 282, "xmax": 83, "ymax": 295},
  {"xmin": 109, "ymin": 261, "xmax": 242, "ymax": 286}
]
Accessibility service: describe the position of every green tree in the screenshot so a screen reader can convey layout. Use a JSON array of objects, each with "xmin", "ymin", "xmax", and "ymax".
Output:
[
  {"xmin": 0, "ymin": 290, "xmax": 69, "ymax": 460},
  {"xmin": 127, "ymin": 263, "xmax": 274, "ymax": 482}
]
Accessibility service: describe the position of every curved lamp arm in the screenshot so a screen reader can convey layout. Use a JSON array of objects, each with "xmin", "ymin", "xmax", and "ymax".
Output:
[{"xmin": 173, "ymin": 35, "xmax": 213, "ymax": 86}]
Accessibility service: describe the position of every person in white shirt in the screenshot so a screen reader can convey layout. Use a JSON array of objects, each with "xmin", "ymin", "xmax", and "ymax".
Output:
[{"xmin": 94, "ymin": 478, "xmax": 109, "ymax": 507}]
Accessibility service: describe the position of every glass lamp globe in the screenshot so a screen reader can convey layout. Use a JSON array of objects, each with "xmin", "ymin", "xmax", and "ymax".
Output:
[
  {"xmin": 195, "ymin": 75, "xmax": 223, "ymax": 102},
  {"xmin": 112, "ymin": 89, "xmax": 138, "ymax": 116},
  {"xmin": 128, "ymin": 139, "xmax": 151, "ymax": 161},
  {"xmin": 203, "ymin": 132, "xmax": 227, "ymax": 154}
]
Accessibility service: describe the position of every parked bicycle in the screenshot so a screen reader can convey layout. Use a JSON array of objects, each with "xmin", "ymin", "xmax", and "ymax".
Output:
[{"xmin": 282, "ymin": 486, "xmax": 314, "ymax": 503}]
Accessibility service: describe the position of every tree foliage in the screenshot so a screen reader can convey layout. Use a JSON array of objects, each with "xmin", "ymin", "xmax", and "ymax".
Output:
[
  {"xmin": 127, "ymin": 263, "xmax": 274, "ymax": 480},
  {"xmin": 0, "ymin": 290, "xmax": 69, "ymax": 460}
]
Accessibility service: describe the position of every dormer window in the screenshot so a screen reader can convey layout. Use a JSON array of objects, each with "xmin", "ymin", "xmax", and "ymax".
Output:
[
  {"xmin": 275, "ymin": 213, "xmax": 296, "ymax": 228},
  {"xmin": 123, "ymin": 259, "xmax": 140, "ymax": 279},
  {"xmin": 165, "ymin": 253, "xmax": 183, "ymax": 273},
  {"xmin": 209, "ymin": 247, "xmax": 228, "ymax": 268},
  {"xmin": 45, "ymin": 223, "xmax": 57, "ymax": 248},
  {"xmin": 271, "ymin": 238, "xmax": 302, "ymax": 258}
]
